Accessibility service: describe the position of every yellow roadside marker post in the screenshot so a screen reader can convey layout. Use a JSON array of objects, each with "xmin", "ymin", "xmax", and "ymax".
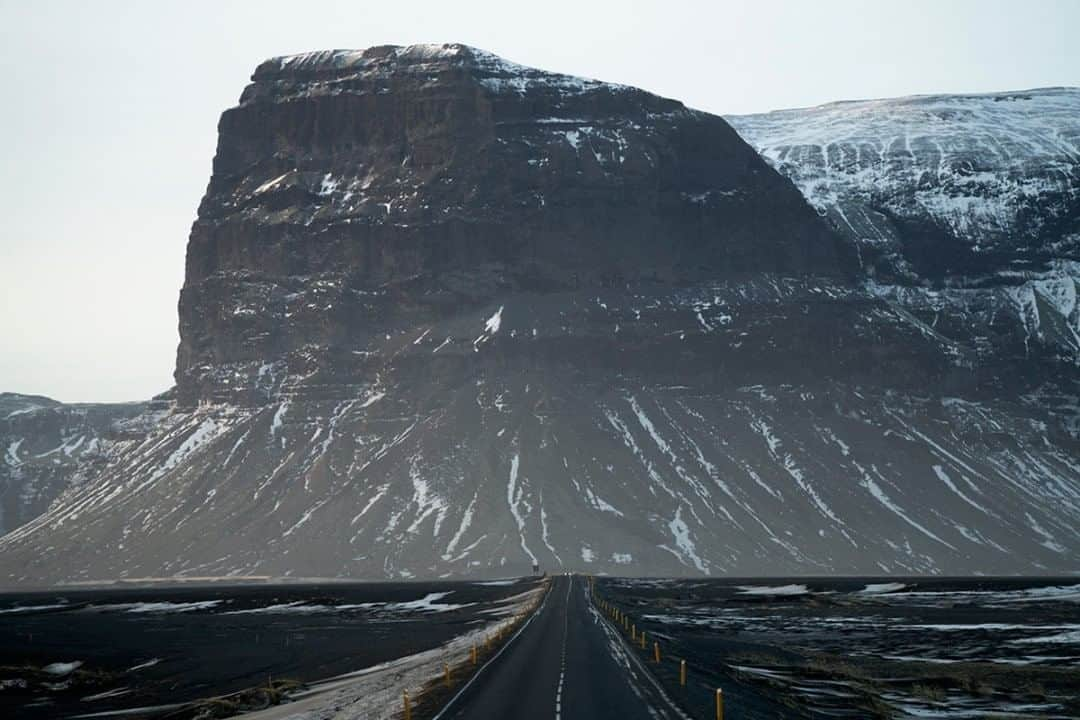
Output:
[
  {"xmin": 403, "ymin": 690, "xmax": 412, "ymax": 720},
  {"xmin": 640, "ymin": 630, "xmax": 646, "ymax": 649},
  {"xmin": 716, "ymin": 688, "xmax": 724, "ymax": 720},
  {"xmin": 680, "ymin": 659, "xmax": 686, "ymax": 687},
  {"xmin": 631, "ymin": 624, "xmax": 636, "ymax": 641},
  {"xmin": 444, "ymin": 662, "xmax": 451, "ymax": 688},
  {"xmin": 471, "ymin": 644, "xmax": 478, "ymax": 666},
  {"xmin": 653, "ymin": 641, "xmax": 661, "ymax": 663}
]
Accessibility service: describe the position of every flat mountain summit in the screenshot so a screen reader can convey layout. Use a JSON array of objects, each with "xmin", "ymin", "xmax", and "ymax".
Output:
[
  {"xmin": 177, "ymin": 42, "xmax": 848, "ymax": 404},
  {"xmin": 1, "ymin": 46, "xmax": 1077, "ymax": 586}
]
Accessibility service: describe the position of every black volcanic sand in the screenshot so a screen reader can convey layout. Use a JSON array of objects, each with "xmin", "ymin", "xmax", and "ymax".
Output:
[
  {"xmin": 597, "ymin": 577, "xmax": 1080, "ymax": 720},
  {"xmin": 0, "ymin": 578, "xmax": 537, "ymax": 719}
]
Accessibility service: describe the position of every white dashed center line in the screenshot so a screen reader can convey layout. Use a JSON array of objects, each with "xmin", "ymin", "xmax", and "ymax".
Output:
[{"xmin": 555, "ymin": 577, "xmax": 572, "ymax": 719}]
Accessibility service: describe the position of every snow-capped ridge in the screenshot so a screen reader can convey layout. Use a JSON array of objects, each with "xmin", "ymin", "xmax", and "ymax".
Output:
[
  {"xmin": 253, "ymin": 42, "xmax": 642, "ymax": 100},
  {"xmin": 727, "ymin": 86, "xmax": 1080, "ymax": 282},
  {"xmin": 755, "ymin": 85, "xmax": 1077, "ymax": 116}
]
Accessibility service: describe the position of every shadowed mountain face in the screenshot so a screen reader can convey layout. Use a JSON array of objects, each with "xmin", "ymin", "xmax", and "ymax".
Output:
[
  {"xmin": 0, "ymin": 47, "xmax": 1077, "ymax": 586},
  {"xmin": 175, "ymin": 44, "xmax": 849, "ymax": 405}
]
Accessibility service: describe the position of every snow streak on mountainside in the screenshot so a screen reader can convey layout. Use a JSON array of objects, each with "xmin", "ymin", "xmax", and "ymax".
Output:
[
  {"xmin": 2, "ymin": 281, "xmax": 1078, "ymax": 584},
  {"xmin": 728, "ymin": 88, "xmax": 1080, "ymax": 410},
  {"xmin": 0, "ymin": 51, "xmax": 1077, "ymax": 584},
  {"xmin": 3, "ymin": 275, "xmax": 1078, "ymax": 584},
  {"xmin": 728, "ymin": 88, "xmax": 1080, "ymax": 284},
  {"xmin": 0, "ymin": 394, "xmax": 152, "ymax": 536}
]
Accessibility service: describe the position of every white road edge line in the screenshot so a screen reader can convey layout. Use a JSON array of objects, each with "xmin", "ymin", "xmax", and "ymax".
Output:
[
  {"xmin": 589, "ymin": 580, "xmax": 693, "ymax": 720},
  {"xmin": 432, "ymin": 578, "xmax": 554, "ymax": 720}
]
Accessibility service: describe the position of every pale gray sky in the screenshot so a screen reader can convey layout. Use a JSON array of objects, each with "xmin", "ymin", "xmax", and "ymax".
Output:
[{"xmin": 2, "ymin": 0, "xmax": 1077, "ymax": 402}]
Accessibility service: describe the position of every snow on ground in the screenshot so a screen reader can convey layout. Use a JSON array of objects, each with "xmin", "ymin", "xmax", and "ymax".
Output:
[
  {"xmin": 126, "ymin": 658, "xmax": 162, "ymax": 672},
  {"xmin": 222, "ymin": 592, "xmax": 473, "ymax": 616},
  {"xmin": 224, "ymin": 602, "xmax": 342, "ymax": 616},
  {"xmin": 892, "ymin": 583, "xmax": 1080, "ymax": 606},
  {"xmin": 43, "ymin": 661, "xmax": 83, "ymax": 676},
  {"xmin": 243, "ymin": 581, "xmax": 545, "ymax": 720},
  {"xmin": 736, "ymin": 584, "xmax": 810, "ymax": 596},
  {"xmin": 384, "ymin": 592, "xmax": 471, "ymax": 613},
  {"xmin": 860, "ymin": 582, "xmax": 907, "ymax": 594},
  {"xmin": 0, "ymin": 602, "xmax": 70, "ymax": 615},
  {"xmin": 91, "ymin": 600, "xmax": 225, "ymax": 614},
  {"xmin": 1009, "ymin": 629, "xmax": 1080, "ymax": 645}
]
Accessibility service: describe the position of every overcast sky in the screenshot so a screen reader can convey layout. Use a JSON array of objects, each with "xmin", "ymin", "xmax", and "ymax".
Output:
[{"xmin": 2, "ymin": 0, "xmax": 1077, "ymax": 402}]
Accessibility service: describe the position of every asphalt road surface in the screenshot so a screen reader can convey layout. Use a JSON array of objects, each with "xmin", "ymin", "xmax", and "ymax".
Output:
[{"xmin": 439, "ymin": 575, "xmax": 688, "ymax": 720}]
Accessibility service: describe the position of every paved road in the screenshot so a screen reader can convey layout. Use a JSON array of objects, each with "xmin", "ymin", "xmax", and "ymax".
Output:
[{"xmin": 439, "ymin": 575, "xmax": 687, "ymax": 720}]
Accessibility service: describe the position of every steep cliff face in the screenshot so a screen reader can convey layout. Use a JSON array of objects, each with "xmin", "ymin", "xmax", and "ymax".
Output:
[
  {"xmin": 0, "ymin": 50, "xmax": 1077, "ymax": 586},
  {"xmin": 175, "ymin": 44, "xmax": 850, "ymax": 404}
]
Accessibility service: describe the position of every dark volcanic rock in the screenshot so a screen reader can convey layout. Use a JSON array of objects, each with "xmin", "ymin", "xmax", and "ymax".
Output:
[{"xmin": 176, "ymin": 44, "xmax": 851, "ymax": 404}]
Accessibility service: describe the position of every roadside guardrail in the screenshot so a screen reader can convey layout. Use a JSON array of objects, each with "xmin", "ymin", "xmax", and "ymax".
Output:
[{"xmin": 589, "ymin": 576, "xmax": 725, "ymax": 720}]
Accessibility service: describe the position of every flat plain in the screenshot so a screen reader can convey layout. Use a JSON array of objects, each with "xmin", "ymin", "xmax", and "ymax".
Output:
[
  {"xmin": 0, "ymin": 578, "xmax": 536, "ymax": 719},
  {"xmin": 598, "ymin": 577, "xmax": 1080, "ymax": 719}
]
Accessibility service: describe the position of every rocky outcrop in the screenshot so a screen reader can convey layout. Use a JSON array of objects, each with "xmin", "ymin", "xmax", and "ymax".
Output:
[{"xmin": 176, "ymin": 44, "xmax": 851, "ymax": 404}]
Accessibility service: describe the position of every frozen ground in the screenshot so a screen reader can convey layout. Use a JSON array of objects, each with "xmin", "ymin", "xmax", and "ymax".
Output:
[
  {"xmin": 0, "ymin": 578, "xmax": 541, "ymax": 719},
  {"xmin": 600, "ymin": 577, "xmax": 1080, "ymax": 719}
]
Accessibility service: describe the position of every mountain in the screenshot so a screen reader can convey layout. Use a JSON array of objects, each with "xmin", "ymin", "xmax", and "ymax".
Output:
[
  {"xmin": 726, "ymin": 87, "xmax": 1080, "ymax": 437},
  {"xmin": 0, "ymin": 394, "xmax": 152, "ymax": 536},
  {"xmin": 727, "ymin": 88, "xmax": 1080, "ymax": 282},
  {"xmin": 174, "ymin": 44, "xmax": 849, "ymax": 405},
  {"xmin": 0, "ymin": 48, "xmax": 1077, "ymax": 586}
]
